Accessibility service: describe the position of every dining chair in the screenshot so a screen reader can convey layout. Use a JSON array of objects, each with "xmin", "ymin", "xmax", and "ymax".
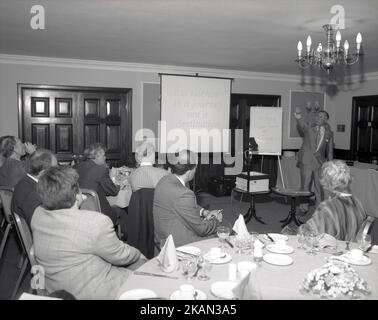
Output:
[
  {"xmin": 0, "ymin": 186, "xmax": 14, "ymax": 260},
  {"xmin": 11, "ymin": 211, "xmax": 48, "ymax": 299},
  {"xmin": 80, "ymin": 188, "xmax": 123, "ymax": 238},
  {"xmin": 79, "ymin": 188, "xmax": 101, "ymax": 212}
]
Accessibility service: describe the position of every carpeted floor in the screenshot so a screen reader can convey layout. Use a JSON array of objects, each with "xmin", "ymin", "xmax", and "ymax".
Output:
[{"xmin": 0, "ymin": 192, "xmax": 315, "ymax": 300}]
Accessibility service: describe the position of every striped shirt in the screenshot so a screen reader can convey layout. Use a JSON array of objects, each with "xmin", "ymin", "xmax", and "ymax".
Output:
[{"xmin": 306, "ymin": 194, "xmax": 367, "ymax": 242}]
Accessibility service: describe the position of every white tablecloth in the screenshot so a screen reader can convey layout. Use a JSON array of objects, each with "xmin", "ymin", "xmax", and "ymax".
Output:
[
  {"xmin": 276, "ymin": 157, "xmax": 378, "ymax": 218},
  {"xmin": 117, "ymin": 236, "xmax": 378, "ymax": 300}
]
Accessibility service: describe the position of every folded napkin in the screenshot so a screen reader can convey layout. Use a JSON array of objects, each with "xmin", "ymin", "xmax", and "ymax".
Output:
[
  {"xmin": 317, "ymin": 233, "xmax": 338, "ymax": 249},
  {"xmin": 232, "ymin": 214, "xmax": 249, "ymax": 238},
  {"xmin": 157, "ymin": 235, "xmax": 179, "ymax": 273},
  {"xmin": 232, "ymin": 267, "xmax": 261, "ymax": 300}
]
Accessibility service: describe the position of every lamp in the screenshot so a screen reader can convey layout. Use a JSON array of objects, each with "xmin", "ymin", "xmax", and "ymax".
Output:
[{"xmin": 296, "ymin": 24, "xmax": 362, "ymax": 73}]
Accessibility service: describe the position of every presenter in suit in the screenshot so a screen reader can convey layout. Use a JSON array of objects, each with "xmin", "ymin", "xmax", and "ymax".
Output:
[
  {"xmin": 153, "ymin": 149, "xmax": 223, "ymax": 247},
  {"xmin": 294, "ymin": 108, "xmax": 334, "ymax": 212}
]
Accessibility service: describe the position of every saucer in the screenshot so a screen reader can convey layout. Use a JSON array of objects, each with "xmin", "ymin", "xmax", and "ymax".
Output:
[
  {"xmin": 266, "ymin": 244, "xmax": 294, "ymax": 254},
  {"xmin": 343, "ymin": 253, "xmax": 372, "ymax": 266},
  {"xmin": 204, "ymin": 252, "xmax": 232, "ymax": 264},
  {"xmin": 119, "ymin": 289, "xmax": 157, "ymax": 300},
  {"xmin": 263, "ymin": 233, "xmax": 288, "ymax": 242},
  {"xmin": 170, "ymin": 289, "xmax": 207, "ymax": 300},
  {"xmin": 210, "ymin": 281, "xmax": 238, "ymax": 300},
  {"xmin": 263, "ymin": 253, "xmax": 293, "ymax": 266}
]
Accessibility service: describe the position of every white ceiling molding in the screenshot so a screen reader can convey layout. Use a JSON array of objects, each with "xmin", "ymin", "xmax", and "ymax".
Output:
[{"xmin": 1, "ymin": 53, "xmax": 377, "ymax": 84}]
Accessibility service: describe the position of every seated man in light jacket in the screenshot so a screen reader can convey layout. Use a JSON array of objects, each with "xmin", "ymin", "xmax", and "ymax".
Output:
[
  {"xmin": 31, "ymin": 166, "xmax": 146, "ymax": 300},
  {"xmin": 153, "ymin": 149, "xmax": 223, "ymax": 247}
]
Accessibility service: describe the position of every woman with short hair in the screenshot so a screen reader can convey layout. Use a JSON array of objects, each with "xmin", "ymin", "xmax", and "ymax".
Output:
[
  {"xmin": 0, "ymin": 135, "xmax": 36, "ymax": 187},
  {"xmin": 303, "ymin": 160, "xmax": 367, "ymax": 242}
]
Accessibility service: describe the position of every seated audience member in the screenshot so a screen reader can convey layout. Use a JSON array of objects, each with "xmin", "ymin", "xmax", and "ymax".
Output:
[
  {"xmin": 32, "ymin": 166, "xmax": 145, "ymax": 300},
  {"xmin": 75, "ymin": 143, "xmax": 122, "ymax": 225},
  {"xmin": 11, "ymin": 149, "xmax": 58, "ymax": 228},
  {"xmin": 153, "ymin": 149, "xmax": 223, "ymax": 247},
  {"xmin": 298, "ymin": 160, "xmax": 367, "ymax": 242},
  {"xmin": 0, "ymin": 136, "xmax": 36, "ymax": 187},
  {"xmin": 129, "ymin": 141, "xmax": 169, "ymax": 192}
]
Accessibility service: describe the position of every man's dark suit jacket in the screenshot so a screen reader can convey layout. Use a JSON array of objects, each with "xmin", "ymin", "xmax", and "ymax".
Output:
[
  {"xmin": 11, "ymin": 174, "xmax": 40, "ymax": 228},
  {"xmin": 153, "ymin": 174, "xmax": 220, "ymax": 247},
  {"xmin": 75, "ymin": 160, "xmax": 120, "ymax": 224}
]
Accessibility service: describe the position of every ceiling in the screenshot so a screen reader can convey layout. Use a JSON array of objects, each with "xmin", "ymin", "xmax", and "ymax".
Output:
[{"xmin": 1, "ymin": 0, "xmax": 378, "ymax": 75}]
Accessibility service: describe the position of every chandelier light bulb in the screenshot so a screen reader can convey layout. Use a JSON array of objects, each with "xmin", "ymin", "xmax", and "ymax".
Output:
[
  {"xmin": 297, "ymin": 41, "xmax": 303, "ymax": 57},
  {"xmin": 306, "ymin": 35, "xmax": 312, "ymax": 52},
  {"xmin": 344, "ymin": 40, "xmax": 349, "ymax": 50},
  {"xmin": 336, "ymin": 30, "xmax": 341, "ymax": 48},
  {"xmin": 356, "ymin": 32, "xmax": 362, "ymax": 51},
  {"xmin": 317, "ymin": 43, "xmax": 322, "ymax": 52}
]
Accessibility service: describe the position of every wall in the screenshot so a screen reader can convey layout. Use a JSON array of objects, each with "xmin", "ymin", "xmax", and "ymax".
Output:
[{"xmin": 1, "ymin": 54, "xmax": 378, "ymax": 150}]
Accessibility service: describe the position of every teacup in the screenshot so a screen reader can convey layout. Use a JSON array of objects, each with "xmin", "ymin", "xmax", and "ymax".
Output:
[
  {"xmin": 179, "ymin": 284, "xmax": 195, "ymax": 300},
  {"xmin": 209, "ymin": 247, "xmax": 222, "ymax": 259},
  {"xmin": 349, "ymin": 249, "xmax": 363, "ymax": 260},
  {"xmin": 275, "ymin": 239, "xmax": 287, "ymax": 250}
]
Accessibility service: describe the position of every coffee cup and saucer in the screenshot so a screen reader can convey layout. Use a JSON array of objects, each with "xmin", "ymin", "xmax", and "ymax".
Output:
[
  {"xmin": 344, "ymin": 249, "xmax": 372, "ymax": 266},
  {"xmin": 170, "ymin": 284, "xmax": 207, "ymax": 300},
  {"xmin": 204, "ymin": 247, "xmax": 232, "ymax": 264},
  {"xmin": 267, "ymin": 239, "xmax": 294, "ymax": 254}
]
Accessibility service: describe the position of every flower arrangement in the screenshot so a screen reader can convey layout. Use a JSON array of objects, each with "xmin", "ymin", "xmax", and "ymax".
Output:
[{"xmin": 301, "ymin": 259, "xmax": 370, "ymax": 299}]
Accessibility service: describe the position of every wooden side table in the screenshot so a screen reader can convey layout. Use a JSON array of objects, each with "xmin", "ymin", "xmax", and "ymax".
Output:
[
  {"xmin": 231, "ymin": 187, "xmax": 270, "ymax": 224},
  {"xmin": 271, "ymin": 187, "xmax": 314, "ymax": 228}
]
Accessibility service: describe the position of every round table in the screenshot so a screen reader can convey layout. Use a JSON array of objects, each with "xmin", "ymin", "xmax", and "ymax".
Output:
[{"xmin": 117, "ymin": 236, "xmax": 378, "ymax": 300}]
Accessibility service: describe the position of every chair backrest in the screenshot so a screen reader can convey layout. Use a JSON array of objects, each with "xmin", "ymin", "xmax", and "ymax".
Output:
[
  {"xmin": 79, "ymin": 188, "xmax": 101, "ymax": 212},
  {"xmin": 127, "ymin": 188, "xmax": 155, "ymax": 259},
  {"xmin": 0, "ymin": 186, "xmax": 14, "ymax": 224},
  {"xmin": 358, "ymin": 215, "xmax": 376, "ymax": 241},
  {"xmin": 12, "ymin": 211, "xmax": 37, "ymax": 266}
]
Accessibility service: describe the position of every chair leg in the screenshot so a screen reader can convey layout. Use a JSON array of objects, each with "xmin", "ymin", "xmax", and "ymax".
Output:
[
  {"xmin": 11, "ymin": 258, "xmax": 28, "ymax": 300},
  {"xmin": 18, "ymin": 255, "xmax": 25, "ymax": 269},
  {"xmin": 0, "ymin": 223, "xmax": 11, "ymax": 259}
]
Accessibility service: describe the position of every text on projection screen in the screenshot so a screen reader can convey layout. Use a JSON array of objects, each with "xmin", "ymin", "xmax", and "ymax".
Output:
[{"xmin": 160, "ymin": 75, "xmax": 231, "ymax": 153}]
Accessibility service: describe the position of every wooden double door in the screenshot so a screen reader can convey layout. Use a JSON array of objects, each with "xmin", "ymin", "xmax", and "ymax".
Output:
[{"xmin": 18, "ymin": 85, "xmax": 132, "ymax": 167}]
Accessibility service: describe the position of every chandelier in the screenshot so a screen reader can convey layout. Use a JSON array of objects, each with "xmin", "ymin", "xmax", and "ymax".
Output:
[{"xmin": 296, "ymin": 24, "xmax": 362, "ymax": 73}]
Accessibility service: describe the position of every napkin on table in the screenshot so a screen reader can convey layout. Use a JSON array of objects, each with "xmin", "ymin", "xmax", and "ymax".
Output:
[
  {"xmin": 157, "ymin": 234, "xmax": 179, "ymax": 273},
  {"xmin": 317, "ymin": 233, "xmax": 338, "ymax": 249},
  {"xmin": 232, "ymin": 268, "xmax": 261, "ymax": 300},
  {"xmin": 232, "ymin": 214, "xmax": 249, "ymax": 238}
]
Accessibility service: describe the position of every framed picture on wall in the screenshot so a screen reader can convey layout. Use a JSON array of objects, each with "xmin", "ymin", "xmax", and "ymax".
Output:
[{"xmin": 289, "ymin": 90, "xmax": 326, "ymax": 138}]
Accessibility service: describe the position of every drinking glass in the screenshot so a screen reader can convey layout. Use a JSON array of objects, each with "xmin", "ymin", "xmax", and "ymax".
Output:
[
  {"xmin": 296, "ymin": 229, "xmax": 306, "ymax": 249},
  {"xmin": 197, "ymin": 256, "xmax": 212, "ymax": 281},
  {"xmin": 306, "ymin": 233, "xmax": 318, "ymax": 255},
  {"xmin": 217, "ymin": 226, "xmax": 231, "ymax": 249},
  {"xmin": 359, "ymin": 234, "xmax": 372, "ymax": 251},
  {"xmin": 234, "ymin": 237, "xmax": 244, "ymax": 254},
  {"xmin": 181, "ymin": 258, "xmax": 197, "ymax": 282}
]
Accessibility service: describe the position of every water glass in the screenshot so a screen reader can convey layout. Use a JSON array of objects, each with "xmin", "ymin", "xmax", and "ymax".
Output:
[
  {"xmin": 234, "ymin": 237, "xmax": 244, "ymax": 254},
  {"xmin": 197, "ymin": 256, "xmax": 212, "ymax": 281},
  {"xmin": 217, "ymin": 226, "xmax": 231, "ymax": 249},
  {"xmin": 181, "ymin": 258, "xmax": 197, "ymax": 282},
  {"xmin": 306, "ymin": 233, "xmax": 318, "ymax": 255},
  {"xmin": 359, "ymin": 234, "xmax": 372, "ymax": 251},
  {"xmin": 297, "ymin": 231, "xmax": 306, "ymax": 249}
]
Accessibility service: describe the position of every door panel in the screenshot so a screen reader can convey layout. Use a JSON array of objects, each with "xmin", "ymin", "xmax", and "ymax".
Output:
[{"xmin": 19, "ymin": 85, "xmax": 132, "ymax": 167}]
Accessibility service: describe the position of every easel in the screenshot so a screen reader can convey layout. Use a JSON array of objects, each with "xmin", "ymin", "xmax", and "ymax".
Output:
[{"xmin": 260, "ymin": 154, "xmax": 285, "ymax": 189}]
